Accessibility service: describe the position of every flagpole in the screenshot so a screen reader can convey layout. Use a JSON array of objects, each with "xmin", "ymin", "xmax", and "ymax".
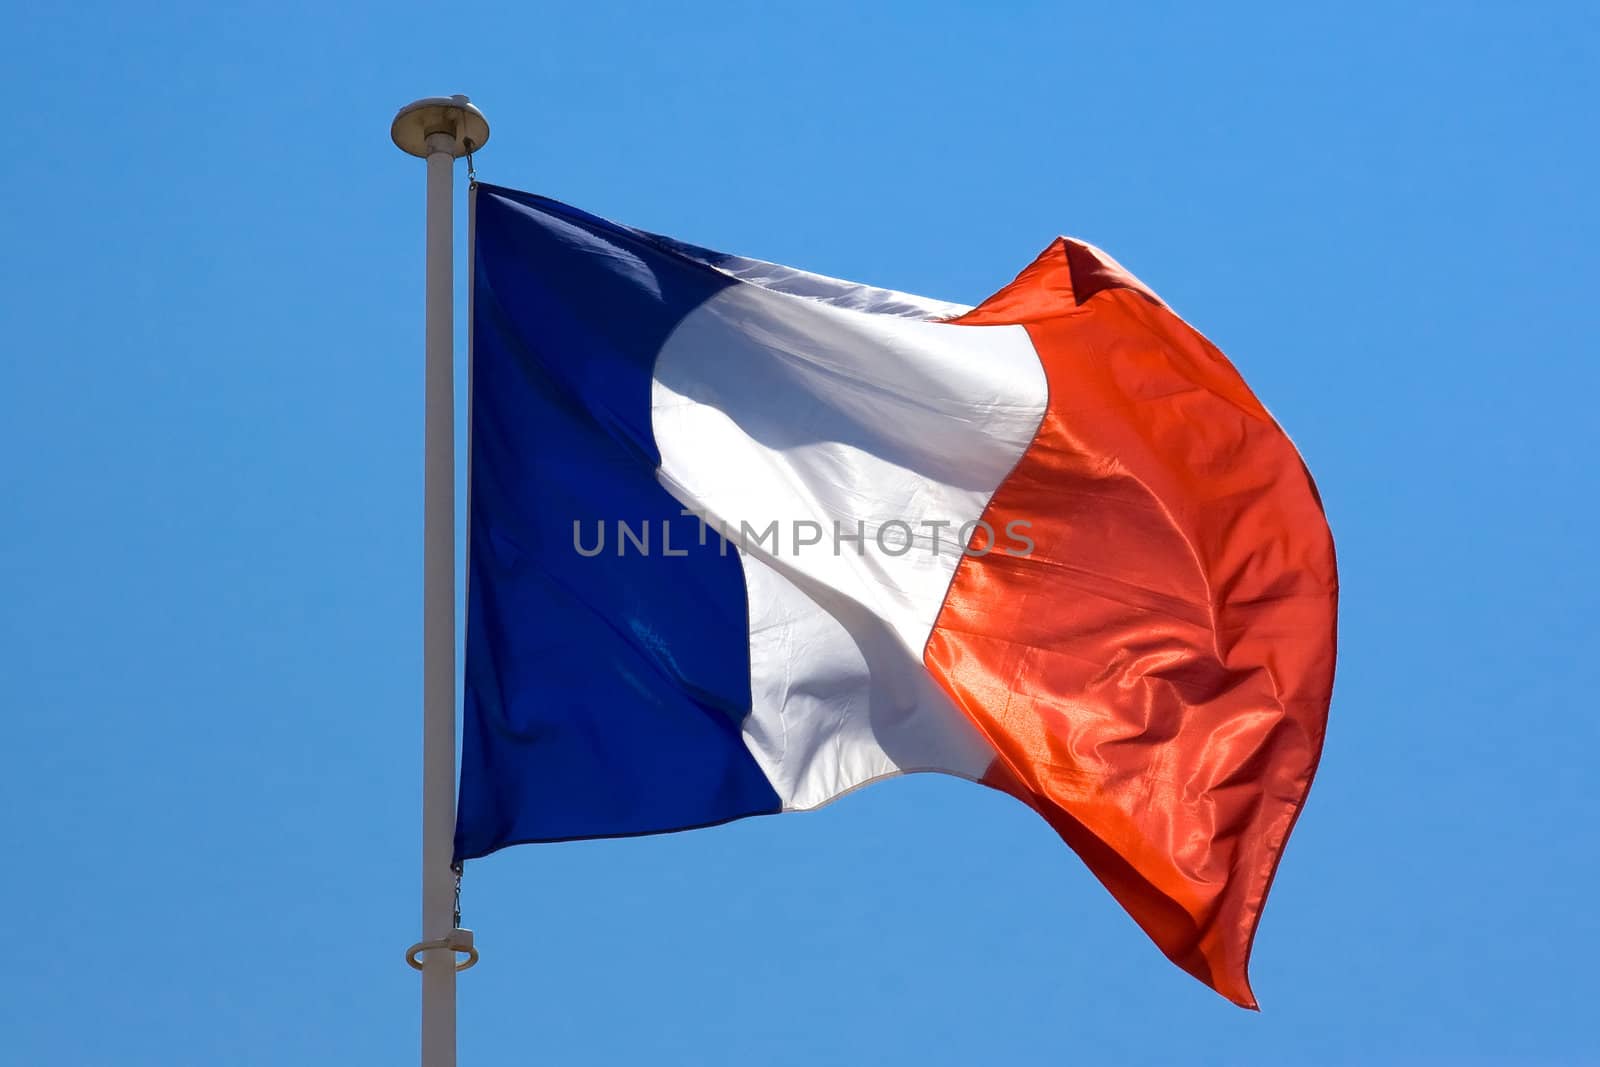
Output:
[{"xmin": 391, "ymin": 94, "xmax": 490, "ymax": 1067}]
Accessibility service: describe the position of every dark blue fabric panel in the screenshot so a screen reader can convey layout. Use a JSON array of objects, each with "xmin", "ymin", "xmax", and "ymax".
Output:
[{"xmin": 455, "ymin": 185, "xmax": 780, "ymax": 862}]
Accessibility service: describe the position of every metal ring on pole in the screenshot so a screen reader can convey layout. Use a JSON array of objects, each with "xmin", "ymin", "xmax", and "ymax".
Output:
[{"xmin": 406, "ymin": 929, "xmax": 479, "ymax": 972}]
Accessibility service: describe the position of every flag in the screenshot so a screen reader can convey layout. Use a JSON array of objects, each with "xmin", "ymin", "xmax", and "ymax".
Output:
[{"xmin": 456, "ymin": 183, "xmax": 1337, "ymax": 1007}]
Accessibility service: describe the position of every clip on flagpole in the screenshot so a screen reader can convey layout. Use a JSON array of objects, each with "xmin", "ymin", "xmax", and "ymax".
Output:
[
  {"xmin": 406, "ymin": 863, "xmax": 478, "ymax": 972},
  {"xmin": 390, "ymin": 94, "xmax": 489, "ymax": 1067},
  {"xmin": 405, "ymin": 930, "xmax": 480, "ymax": 973}
]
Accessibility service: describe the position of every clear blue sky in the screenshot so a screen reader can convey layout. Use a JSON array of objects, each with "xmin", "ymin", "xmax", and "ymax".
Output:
[{"xmin": 4, "ymin": 2, "xmax": 1597, "ymax": 1064}]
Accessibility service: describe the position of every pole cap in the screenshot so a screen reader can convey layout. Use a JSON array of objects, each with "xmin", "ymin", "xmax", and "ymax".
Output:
[{"xmin": 391, "ymin": 95, "xmax": 490, "ymax": 159}]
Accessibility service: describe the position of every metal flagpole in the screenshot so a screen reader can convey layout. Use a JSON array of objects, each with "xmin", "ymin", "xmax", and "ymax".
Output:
[{"xmin": 391, "ymin": 94, "xmax": 489, "ymax": 1067}]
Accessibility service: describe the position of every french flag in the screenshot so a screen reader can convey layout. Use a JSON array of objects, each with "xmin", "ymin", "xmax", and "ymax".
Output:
[{"xmin": 457, "ymin": 183, "xmax": 1338, "ymax": 1007}]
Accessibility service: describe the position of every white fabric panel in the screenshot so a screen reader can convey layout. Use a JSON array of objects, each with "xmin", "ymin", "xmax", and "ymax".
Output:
[
  {"xmin": 643, "ymin": 230, "xmax": 972, "ymax": 319},
  {"xmin": 703, "ymin": 254, "xmax": 973, "ymax": 321},
  {"xmin": 651, "ymin": 282, "xmax": 1048, "ymax": 810}
]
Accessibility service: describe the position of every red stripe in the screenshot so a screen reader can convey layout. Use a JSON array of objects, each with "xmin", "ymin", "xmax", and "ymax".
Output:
[{"xmin": 926, "ymin": 240, "xmax": 1337, "ymax": 1008}]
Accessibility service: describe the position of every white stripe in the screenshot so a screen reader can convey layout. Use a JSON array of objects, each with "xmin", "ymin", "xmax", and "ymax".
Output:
[
  {"xmin": 702, "ymin": 253, "xmax": 972, "ymax": 320},
  {"xmin": 652, "ymin": 281, "xmax": 1047, "ymax": 809}
]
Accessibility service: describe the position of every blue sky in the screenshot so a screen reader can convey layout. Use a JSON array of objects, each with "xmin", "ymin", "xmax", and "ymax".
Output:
[{"xmin": 3, "ymin": 2, "xmax": 1597, "ymax": 1064}]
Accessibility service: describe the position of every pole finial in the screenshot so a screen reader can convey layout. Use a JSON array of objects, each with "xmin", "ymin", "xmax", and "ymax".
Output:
[{"xmin": 391, "ymin": 96, "xmax": 491, "ymax": 159}]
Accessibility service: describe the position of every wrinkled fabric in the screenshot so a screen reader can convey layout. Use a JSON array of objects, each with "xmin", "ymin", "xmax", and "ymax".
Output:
[
  {"xmin": 927, "ymin": 240, "xmax": 1337, "ymax": 1008},
  {"xmin": 460, "ymin": 183, "xmax": 1337, "ymax": 1008}
]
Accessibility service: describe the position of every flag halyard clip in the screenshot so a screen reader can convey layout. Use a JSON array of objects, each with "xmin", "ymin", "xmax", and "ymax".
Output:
[{"xmin": 405, "ymin": 863, "xmax": 477, "ymax": 971}]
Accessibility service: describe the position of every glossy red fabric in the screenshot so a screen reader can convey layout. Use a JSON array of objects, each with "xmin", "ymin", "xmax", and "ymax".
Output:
[{"xmin": 927, "ymin": 240, "xmax": 1337, "ymax": 1008}]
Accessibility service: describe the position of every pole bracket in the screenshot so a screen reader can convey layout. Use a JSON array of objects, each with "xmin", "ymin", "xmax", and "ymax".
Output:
[{"xmin": 406, "ymin": 928, "xmax": 479, "ymax": 972}]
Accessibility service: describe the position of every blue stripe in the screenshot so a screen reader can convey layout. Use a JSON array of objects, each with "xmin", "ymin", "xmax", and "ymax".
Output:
[{"xmin": 455, "ymin": 185, "xmax": 780, "ymax": 862}]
